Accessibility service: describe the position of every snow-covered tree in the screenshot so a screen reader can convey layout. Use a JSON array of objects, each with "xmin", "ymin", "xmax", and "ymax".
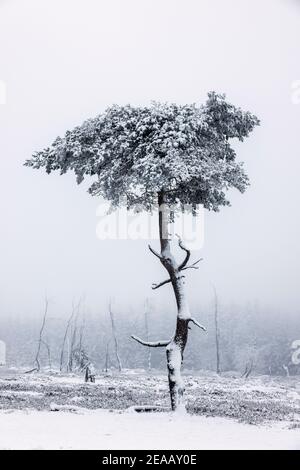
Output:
[{"xmin": 25, "ymin": 92, "xmax": 259, "ymax": 410}]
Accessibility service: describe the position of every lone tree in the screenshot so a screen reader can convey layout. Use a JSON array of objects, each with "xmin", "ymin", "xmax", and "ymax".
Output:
[{"xmin": 25, "ymin": 92, "xmax": 259, "ymax": 411}]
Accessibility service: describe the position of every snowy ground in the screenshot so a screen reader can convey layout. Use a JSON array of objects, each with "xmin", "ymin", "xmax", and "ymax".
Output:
[
  {"xmin": 0, "ymin": 408, "xmax": 299, "ymax": 450},
  {"xmin": 0, "ymin": 368, "xmax": 300, "ymax": 449}
]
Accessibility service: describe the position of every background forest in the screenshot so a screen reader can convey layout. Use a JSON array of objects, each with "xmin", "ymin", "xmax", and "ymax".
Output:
[{"xmin": 2, "ymin": 298, "xmax": 299, "ymax": 376}]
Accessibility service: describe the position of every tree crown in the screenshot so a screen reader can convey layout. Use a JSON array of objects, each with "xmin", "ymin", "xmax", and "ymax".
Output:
[{"xmin": 25, "ymin": 92, "xmax": 259, "ymax": 212}]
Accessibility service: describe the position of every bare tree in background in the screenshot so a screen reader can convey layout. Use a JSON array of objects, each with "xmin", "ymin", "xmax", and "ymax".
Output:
[
  {"xmin": 34, "ymin": 296, "xmax": 49, "ymax": 372},
  {"xmin": 72, "ymin": 316, "xmax": 90, "ymax": 374},
  {"xmin": 41, "ymin": 339, "xmax": 52, "ymax": 370},
  {"xmin": 241, "ymin": 358, "xmax": 254, "ymax": 379},
  {"xmin": 144, "ymin": 298, "xmax": 152, "ymax": 371},
  {"xmin": 78, "ymin": 315, "xmax": 86, "ymax": 365},
  {"xmin": 60, "ymin": 300, "xmax": 80, "ymax": 372},
  {"xmin": 109, "ymin": 299, "xmax": 122, "ymax": 372},
  {"xmin": 104, "ymin": 340, "xmax": 110, "ymax": 373},
  {"xmin": 212, "ymin": 285, "xmax": 221, "ymax": 374},
  {"xmin": 282, "ymin": 364, "xmax": 290, "ymax": 377},
  {"xmin": 68, "ymin": 307, "xmax": 80, "ymax": 372}
]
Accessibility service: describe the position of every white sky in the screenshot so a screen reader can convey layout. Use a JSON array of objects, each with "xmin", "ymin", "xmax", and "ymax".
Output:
[{"xmin": 0, "ymin": 0, "xmax": 300, "ymax": 318}]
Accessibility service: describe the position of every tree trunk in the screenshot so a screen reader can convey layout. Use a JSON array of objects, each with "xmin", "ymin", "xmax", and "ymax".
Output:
[
  {"xmin": 60, "ymin": 302, "xmax": 77, "ymax": 372},
  {"xmin": 158, "ymin": 191, "xmax": 191, "ymax": 411},
  {"xmin": 109, "ymin": 300, "xmax": 122, "ymax": 372},
  {"xmin": 41, "ymin": 339, "xmax": 51, "ymax": 371},
  {"xmin": 105, "ymin": 340, "xmax": 110, "ymax": 373},
  {"xmin": 283, "ymin": 364, "xmax": 290, "ymax": 377},
  {"xmin": 212, "ymin": 286, "xmax": 221, "ymax": 374},
  {"xmin": 34, "ymin": 296, "xmax": 49, "ymax": 372},
  {"xmin": 132, "ymin": 191, "xmax": 205, "ymax": 411}
]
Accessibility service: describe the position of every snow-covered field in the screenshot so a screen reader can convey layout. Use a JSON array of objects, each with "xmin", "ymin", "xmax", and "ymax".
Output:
[
  {"xmin": 1, "ymin": 408, "xmax": 299, "ymax": 450},
  {"xmin": 0, "ymin": 369, "xmax": 300, "ymax": 450}
]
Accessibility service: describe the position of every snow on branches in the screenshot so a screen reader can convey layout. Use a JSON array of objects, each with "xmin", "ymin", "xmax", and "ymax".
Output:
[{"xmin": 25, "ymin": 92, "xmax": 259, "ymax": 212}]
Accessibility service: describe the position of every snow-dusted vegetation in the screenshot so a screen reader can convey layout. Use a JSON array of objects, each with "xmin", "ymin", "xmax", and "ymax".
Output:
[
  {"xmin": 0, "ymin": 369, "xmax": 299, "ymax": 424},
  {"xmin": 0, "ymin": 369, "xmax": 299, "ymax": 449}
]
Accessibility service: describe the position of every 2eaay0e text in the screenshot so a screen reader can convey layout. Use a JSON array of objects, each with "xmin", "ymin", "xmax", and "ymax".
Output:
[{"xmin": 102, "ymin": 453, "xmax": 197, "ymax": 466}]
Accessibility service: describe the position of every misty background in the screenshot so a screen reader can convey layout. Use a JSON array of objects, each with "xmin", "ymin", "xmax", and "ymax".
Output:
[{"xmin": 0, "ymin": 0, "xmax": 300, "ymax": 370}]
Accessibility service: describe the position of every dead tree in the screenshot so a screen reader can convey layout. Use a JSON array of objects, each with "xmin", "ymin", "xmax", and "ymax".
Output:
[
  {"xmin": 109, "ymin": 300, "xmax": 122, "ymax": 372},
  {"xmin": 104, "ymin": 340, "xmax": 110, "ymax": 373},
  {"xmin": 85, "ymin": 363, "xmax": 96, "ymax": 383},
  {"xmin": 241, "ymin": 358, "xmax": 254, "ymax": 379},
  {"xmin": 78, "ymin": 315, "xmax": 86, "ymax": 366},
  {"xmin": 68, "ymin": 314, "xmax": 88, "ymax": 372},
  {"xmin": 144, "ymin": 298, "xmax": 152, "ymax": 371},
  {"xmin": 60, "ymin": 300, "xmax": 80, "ymax": 372},
  {"xmin": 68, "ymin": 308, "xmax": 80, "ymax": 372},
  {"xmin": 212, "ymin": 285, "xmax": 221, "ymax": 374},
  {"xmin": 282, "ymin": 364, "xmax": 290, "ymax": 377},
  {"xmin": 41, "ymin": 339, "xmax": 52, "ymax": 370},
  {"xmin": 34, "ymin": 296, "xmax": 49, "ymax": 372}
]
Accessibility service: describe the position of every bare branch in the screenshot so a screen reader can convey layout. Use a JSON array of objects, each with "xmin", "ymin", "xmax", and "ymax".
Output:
[
  {"xmin": 176, "ymin": 235, "xmax": 190, "ymax": 270},
  {"xmin": 148, "ymin": 244, "xmax": 163, "ymax": 260},
  {"xmin": 181, "ymin": 258, "xmax": 203, "ymax": 271},
  {"xmin": 131, "ymin": 335, "xmax": 170, "ymax": 348},
  {"xmin": 24, "ymin": 368, "xmax": 38, "ymax": 374},
  {"xmin": 189, "ymin": 318, "xmax": 206, "ymax": 331},
  {"xmin": 152, "ymin": 278, "xmax": 171, "ymax": 290},
  {"xmin": 191, "ymin": 258, "xmax": 203, "ymax": 266}
]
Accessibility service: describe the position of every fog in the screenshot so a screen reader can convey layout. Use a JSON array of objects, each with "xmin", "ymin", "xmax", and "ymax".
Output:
[{"xmin": 0, "ymin": 0, "xmax": 300, "ymax": 320}]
